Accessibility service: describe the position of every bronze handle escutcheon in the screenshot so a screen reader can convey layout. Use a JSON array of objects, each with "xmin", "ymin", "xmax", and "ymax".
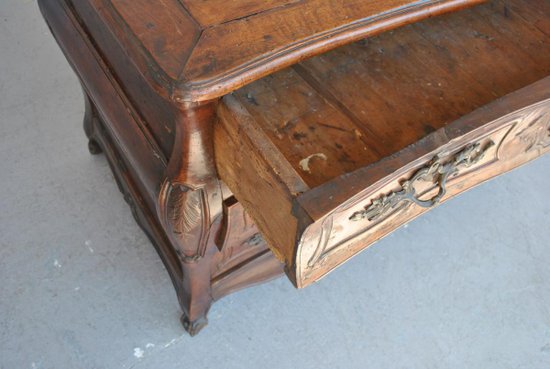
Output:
[{"xmin": 350, "ymin": 140, "xmax": 495, "ymax": 222}]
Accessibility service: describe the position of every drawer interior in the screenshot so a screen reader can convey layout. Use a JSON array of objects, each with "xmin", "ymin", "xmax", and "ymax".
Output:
[
  {"xmin": 215, "ymin": 0, "xmax": 550, "ymax": 286},
  {"xmin": 229, "ymin": 0, "xmax": 549, "ymax": 189}
]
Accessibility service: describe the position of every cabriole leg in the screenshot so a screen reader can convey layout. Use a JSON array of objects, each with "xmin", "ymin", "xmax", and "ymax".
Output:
[
  {"xmin": 158, "ymin": 101, "xmax": 222, "ymax": 336},
  {"xmin": 82, "ymin": 88, "xmax": 103, "ymax": 155}
]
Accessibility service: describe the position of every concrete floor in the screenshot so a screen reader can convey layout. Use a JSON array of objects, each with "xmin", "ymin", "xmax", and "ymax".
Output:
[{"xmin": 1, "ymin": 1, "xmax": 550, "ymax": 368}]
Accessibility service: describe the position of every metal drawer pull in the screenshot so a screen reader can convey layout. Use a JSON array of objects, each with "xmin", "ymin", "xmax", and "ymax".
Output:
[{"xmin": 350, "ymin": 140, "xmax": 495, "ymax": 222}]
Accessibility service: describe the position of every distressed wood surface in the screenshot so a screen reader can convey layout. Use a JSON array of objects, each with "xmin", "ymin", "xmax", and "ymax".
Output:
[
  {"xmin": 39, "ymin": 0, "xmax": 284, "ymax": 337},
  {"xmin": 68, "ymin": 0, "xmax": 485, "ymax": 101},
  {"xmin": 232, "ymin": 0, "xmax": 550, "ymax": 189},
  {"xmin": 215, "ymin": 0, "xmax": 550, "ymax": 287},
  {"xmin": 39, "ymin": 0, "xmax": 549, "ymax": 334},
  {"xmin": 297, "ymin": 93, "xmax": 550, "ymax": 286}
]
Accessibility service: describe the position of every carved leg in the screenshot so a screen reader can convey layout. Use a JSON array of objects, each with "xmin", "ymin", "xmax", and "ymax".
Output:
[
  {"xmin": 179, "ymin": 256, "xmax": 213, "ymax": 335},
  {"xmin": 82, "ymin": 88, "xmax": 103, "ymax": 155},
  {"xmin": 158, "ymin": 101, "xmax": 223, "ymax": 336},
  {"xmin": 159, "ymin": 181, "xmax": 222, "ymax": 335},
  {"xmin": 80, "ymin": 90, "xmax": 282, "ymax": 335},
  {"xmin": 40, "ymin": 0, "xmax": 283, "ymax": 335}
]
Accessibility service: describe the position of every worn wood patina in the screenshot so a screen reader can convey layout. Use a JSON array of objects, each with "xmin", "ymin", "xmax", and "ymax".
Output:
[{"xmin": 39, "ymin": 0, "xmax": 549, "ymax": 334}]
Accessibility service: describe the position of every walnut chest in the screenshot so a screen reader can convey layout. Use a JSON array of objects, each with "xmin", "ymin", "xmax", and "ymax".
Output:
[{"xmin": 39, "ymin": 0, "xmax": 550, "ymax": 335}]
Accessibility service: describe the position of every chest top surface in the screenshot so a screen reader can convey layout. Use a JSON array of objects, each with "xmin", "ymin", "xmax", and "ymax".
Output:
[{"xmin": 74, "ymin": 0, "xmax": 485, "ymax": 102}]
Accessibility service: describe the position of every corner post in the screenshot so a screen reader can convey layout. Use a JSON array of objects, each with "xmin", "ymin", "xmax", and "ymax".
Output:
[{"xmin": 158, "ymin": 99, "xmax": 223, "ymax": 336}]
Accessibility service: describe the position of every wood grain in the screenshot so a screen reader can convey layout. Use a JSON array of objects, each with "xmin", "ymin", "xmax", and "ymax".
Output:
[
  {"xmin": 297, "ymin": 88, "xmax": 550, "ymax": 286},
  {"xmin": 216, "ymin": 0, "xmax": 550, "ymax": 286},
  {"xmin": 40, "ymin": 0, "xmax": 550, "ymax": 333},
  {"xmin": 233, "ymin": 0, "xmax": 550, "ymax": 188},
  {"xmin": 179, "ymin": 0, "xmax": 301, "ymax": 27},
  {"xmin": 69, "ymin": 0, "xmax": 486, "ymax": 102},
  {"xmin": 110, "ymin": 0, "xmax": 199, "ymax": 80},
  {"xmin": 39, "ymin": 0, "xmax": 284, "ymax": 336}
]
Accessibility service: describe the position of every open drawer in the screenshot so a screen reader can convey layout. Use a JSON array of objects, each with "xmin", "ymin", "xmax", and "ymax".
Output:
[{"xmin": 214, "ymin": 0, "xmax": 550, "ymax": 287}]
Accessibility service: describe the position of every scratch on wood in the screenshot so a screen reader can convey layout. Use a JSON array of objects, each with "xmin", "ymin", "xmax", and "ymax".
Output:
[{"xmin": 318, "ymin": 122, "xmax": 349, "ymax": 132}]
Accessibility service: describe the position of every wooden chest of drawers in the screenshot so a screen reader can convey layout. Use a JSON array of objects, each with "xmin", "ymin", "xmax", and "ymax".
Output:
[{"xmin": 39, "ymin": 0, "xmax": 549, "ymax": 335}]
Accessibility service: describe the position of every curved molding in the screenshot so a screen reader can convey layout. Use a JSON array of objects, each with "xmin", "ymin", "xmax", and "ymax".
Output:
[
  {"xmin": 82, "ymin": 0, "xmax": 485, "ymax": 102},
  {"xmin": 176, "ymin": 0, "xmax": 486, "ymax": 101}
]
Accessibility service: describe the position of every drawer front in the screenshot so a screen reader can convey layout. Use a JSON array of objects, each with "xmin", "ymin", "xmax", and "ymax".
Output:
[
  {"xmin": 297, "ymin": 101, "xmax": 550, "ymax": 286},
  {"xmin": 217, "ymin": 77, "xmax": 550, "ymax": 288}
]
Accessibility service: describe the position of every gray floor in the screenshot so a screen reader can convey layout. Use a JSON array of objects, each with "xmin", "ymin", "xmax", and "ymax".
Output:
[{"xmin": 1, "ymin": 1, "xmax": 550, "ymax": 369}]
